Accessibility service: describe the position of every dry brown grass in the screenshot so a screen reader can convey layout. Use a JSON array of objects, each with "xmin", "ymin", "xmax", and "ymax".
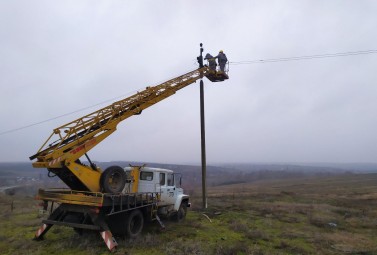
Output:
[{"xmin": 1, "ymin": 173, "xmax": 377, "ymax": 254}]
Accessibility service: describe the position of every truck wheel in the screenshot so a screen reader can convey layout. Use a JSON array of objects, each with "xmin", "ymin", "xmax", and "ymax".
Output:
[
  {"xmin": 100, "ymin": 166, "xmax": 126, "ymax": 193},
  {"xmin": 174, "ymin": 203, "xmax": 187, "ymax": 222},
  {"xmin": 125, "ymin": 209, "xmax": 144, "ymax": 238}
]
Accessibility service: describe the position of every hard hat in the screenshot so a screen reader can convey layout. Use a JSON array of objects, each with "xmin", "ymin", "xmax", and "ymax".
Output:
[{"xmin": 219, "ymin": 50, "xmax": 223, "ymax": 53}]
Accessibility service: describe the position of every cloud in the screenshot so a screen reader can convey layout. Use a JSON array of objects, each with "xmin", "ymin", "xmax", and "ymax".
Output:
[{"xmin": 0, "ymin": 0, "xmax": 376, "ymax": 163}]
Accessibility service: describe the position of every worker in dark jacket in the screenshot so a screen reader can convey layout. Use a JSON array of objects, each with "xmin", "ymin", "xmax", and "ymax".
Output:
[
  {"xmin": 204, "ymin": 53, "xmax": 217, "ymax": 71},
  {"xmin": 214, "ymin": 50, "xmax": 228, "ymax": 72}
]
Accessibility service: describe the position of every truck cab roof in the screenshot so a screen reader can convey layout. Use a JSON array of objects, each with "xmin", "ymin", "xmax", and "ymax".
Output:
[{"xmin": 124, "ymin": 166, "xmax": 174, "ymax": 174}]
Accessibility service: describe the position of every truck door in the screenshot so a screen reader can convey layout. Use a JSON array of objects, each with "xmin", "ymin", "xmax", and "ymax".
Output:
[
  {"xmin": 138, "ymin": 170, "xmax": 155, "ymax": 193},
  {"xmin": 159, "ymin": 172, "xmax": 177, "ymax": 206}
]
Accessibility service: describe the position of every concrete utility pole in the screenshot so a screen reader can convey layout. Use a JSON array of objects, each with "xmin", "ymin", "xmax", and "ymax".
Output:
[
  {"xmin": 200, "ymin": 79, "xmax": 207, "ymax": 209},
  {"xmin": 197, "ymin": 43, "xmax": 207, "ymax": 209}
]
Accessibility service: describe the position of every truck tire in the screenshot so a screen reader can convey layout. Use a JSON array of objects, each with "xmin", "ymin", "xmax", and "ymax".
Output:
[
  {"xmin": 125, "ymin": 209, "xmax": 144, "ymax": 238},
  {"xmin": 173, "ymin": 203, "xmax": 187, "ymax": 222},
  {"xmin": 100, "ymin": 166, "xmax": 126, "ymax": 193}
]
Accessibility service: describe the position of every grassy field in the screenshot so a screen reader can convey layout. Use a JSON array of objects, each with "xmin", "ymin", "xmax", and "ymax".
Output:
[{"xmin": 0, "ymin": 173, "xmax": 377, "ymax": 254}]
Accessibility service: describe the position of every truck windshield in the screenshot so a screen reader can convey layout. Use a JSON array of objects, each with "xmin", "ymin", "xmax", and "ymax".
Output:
[
  {"xmin": 159, "ymin": 173, "xmax": 165, "ymax": 185},
  {"xmin": 167, "ymin": 173, "xmax": 174, "ymax": 186},
  {"xmin": 174, "ymin": 173, "xmax": 182, "ymax": 188}
]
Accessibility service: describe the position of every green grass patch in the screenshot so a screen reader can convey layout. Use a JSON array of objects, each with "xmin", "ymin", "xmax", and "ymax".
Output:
[{"xmin": 1, "ymin": 173, "xmax": 377, "ymax": 254}]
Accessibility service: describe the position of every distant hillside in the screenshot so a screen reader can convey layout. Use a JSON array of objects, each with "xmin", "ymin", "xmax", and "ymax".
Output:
[
  {"xmin": 94, "ymin": 161, "xmax": 366, "ymax": 189},
  {"xmin": 216, "ymin": 162, "xmax": 377, "ymax": 173},
  {"xmin": 0, "ymin": 162, "xmax": 37, "ymax": 177},
  {"xmin": 1, "ymin": 161, "xmax": 375, "ymax": 190}
]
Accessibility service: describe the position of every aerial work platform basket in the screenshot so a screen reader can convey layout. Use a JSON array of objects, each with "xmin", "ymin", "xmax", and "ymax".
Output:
[
  {"xmin": 205, "ymin": 70, "xmax": 229, "ymax": 82},
  {"xmin": 203, "ymin": 58, "xmax": 230, "ymax": 82}
]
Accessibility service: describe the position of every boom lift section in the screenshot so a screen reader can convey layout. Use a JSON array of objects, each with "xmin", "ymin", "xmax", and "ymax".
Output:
[{"xmin": 29, "ymin": 66, "xmax": 228, "ymax": 192}]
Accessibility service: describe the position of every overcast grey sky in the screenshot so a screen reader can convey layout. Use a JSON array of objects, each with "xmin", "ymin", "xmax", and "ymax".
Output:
[{"xmin": 0, "ymin": 0, "xmax": 376, "ymax": 164}]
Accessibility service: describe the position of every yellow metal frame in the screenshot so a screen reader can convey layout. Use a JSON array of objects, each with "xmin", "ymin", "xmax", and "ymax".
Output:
[
  {"xmin": 30, "ymin": 67, "xmax": 215, "ymax": 192},
  {"xmin": 37, "ymin": 188, "xmax": 104, "ymax": 207},
  {"xmin": 130, "ymin": 166, "xmax": 142, "ymax": 193}
]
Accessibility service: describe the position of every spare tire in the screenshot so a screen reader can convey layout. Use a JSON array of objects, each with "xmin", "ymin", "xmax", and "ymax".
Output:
[{"xmin": 100, "ymin": 166, "xmax": 126, "ymax": 193}]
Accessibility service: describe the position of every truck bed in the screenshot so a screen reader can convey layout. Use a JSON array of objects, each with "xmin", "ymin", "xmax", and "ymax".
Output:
[{"xmin": 37, "ymin": 188, "xmax": 159, "ymax": 214}]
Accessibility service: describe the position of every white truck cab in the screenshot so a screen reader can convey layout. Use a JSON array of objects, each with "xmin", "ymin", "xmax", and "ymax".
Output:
[{"xmin": 123, "ymin": 166, "xmax": 190, "ymax": 219}]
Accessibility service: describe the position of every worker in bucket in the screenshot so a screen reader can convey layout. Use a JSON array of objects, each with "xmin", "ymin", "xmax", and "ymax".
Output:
[
  {"xmin": 214, "ymin": 50, "xmax": 228, "ymax": 72},
  {"xmin": 204, "ymin": 53, "xmax": 217, "ymax": 71}
]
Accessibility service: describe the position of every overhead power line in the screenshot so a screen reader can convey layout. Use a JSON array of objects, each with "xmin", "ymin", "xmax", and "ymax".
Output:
[
  {"xmin": 0, "ymin": 67, "xmax": 197, "ymax": 136},
  {"xmin": 0, "ymin": 93, "xmax": 132, "ymax": 136},
  {"xmin": 1, "ymin": 50, "xmax": 376, "ymax": 136},
  {"xmin": 229, "ymin": 50, "xmax": 377, "ymax": 65}
]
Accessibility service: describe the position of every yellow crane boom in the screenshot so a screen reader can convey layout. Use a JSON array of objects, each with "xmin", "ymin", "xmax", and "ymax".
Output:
[{"xmin": 29, "ymin": 66, "xmax": 228, "ymax": 193}]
